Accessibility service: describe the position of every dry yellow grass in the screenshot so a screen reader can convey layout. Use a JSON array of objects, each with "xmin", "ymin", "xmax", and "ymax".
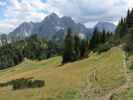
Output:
[{"xmin": 0, "ymin": 47, "xmax": 125, "ymax": 100}]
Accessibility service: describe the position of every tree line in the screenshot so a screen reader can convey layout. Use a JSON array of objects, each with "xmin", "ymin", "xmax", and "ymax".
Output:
[
  {"xmin": 89, "ymin": 28, "xmax": 113, "ymax": 52},
  {"xmin": 0, "ymin": 27, "xmax": 114, "ymax": 68},
  {"xmin": 115, "ymin": 8, "xmax": 133, "ymax": 54},
  {"xmin": 62, "ymin": 28, "xmax": 113, "ymax": 64},
  {"xmin": 0, "ymin": 34, "xmax": 61, "ymax": 69},
  {"xmin": 62, "ymin": 28, "xmax": 89, "ymax": 64}
]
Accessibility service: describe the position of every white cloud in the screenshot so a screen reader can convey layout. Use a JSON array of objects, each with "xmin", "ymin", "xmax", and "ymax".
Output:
[
  {"xmin": 0, "ymin": 0, "xmax": 133, "ymax": 33},
  {"xmin": 0, "ymin": 19, "xmax": 16, "ymax": 34},
  {"xmin": 0, "ymin": 1, "xmax": 6, "ymax": 6},
  {"xmin": 0, "ymin": 0, "xmax": 48, "ymax": 33},
  {"xmin": 47, "ymin": 0, "xmax": 133, "ymax": 24}
]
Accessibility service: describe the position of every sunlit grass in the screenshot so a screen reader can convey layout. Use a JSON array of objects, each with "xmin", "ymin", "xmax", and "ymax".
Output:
[{"xmin": 0, "ymin": 47, "xmax": 125, "ymax": 100}]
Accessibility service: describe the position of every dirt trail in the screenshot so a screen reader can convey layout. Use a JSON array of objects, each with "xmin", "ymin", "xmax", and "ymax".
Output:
[{"xmin": 99, "ymin": 51, "xmax": 130, "ymax": 100}]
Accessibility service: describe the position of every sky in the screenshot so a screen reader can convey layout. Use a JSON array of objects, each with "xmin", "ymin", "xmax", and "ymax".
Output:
[{"xmin": 0, "ymin": 0, "xmax": 133, "ymax": 34}]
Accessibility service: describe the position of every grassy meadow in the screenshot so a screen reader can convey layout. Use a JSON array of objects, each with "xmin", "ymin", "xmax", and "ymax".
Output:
[{"xmin": 0, "ymin": 47, "xmax": 128, "ymax": 100}]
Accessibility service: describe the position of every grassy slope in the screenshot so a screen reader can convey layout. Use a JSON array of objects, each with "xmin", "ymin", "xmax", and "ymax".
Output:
[
  {"xmin": 0, "ymin": 47, "xmax": 126, "ymax": 100},
  {"xmin": 111, "ymin": 55, "xmax": 133, "ymax": 100}
]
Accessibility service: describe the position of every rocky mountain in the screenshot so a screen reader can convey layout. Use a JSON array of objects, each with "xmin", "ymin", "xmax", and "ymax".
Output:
[
  {"xmin": 9, "ymin": 13, "xmax": 92, "ymax": 40},
  {"xmin": 95, "ymin": 22, "xmax": 116, "ymax": 33},
  {"xmin": 9, "ymin": 14, "xmax": 116, "ymax": 40}
]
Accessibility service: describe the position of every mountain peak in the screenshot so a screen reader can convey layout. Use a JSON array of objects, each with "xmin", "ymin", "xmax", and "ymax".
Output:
[
  {"xmin": 9, "ymin": 13, "xmax": 92, "ymax": 39},
  {"xmin": 49, "ymin": 13, "xmax": 58, "ymax": 17},
  {"xmin": 95, "ymin": 21, "xmax": 116, "ymax": 33},
  {"xmin": 44, "ymin": 13, "xmax": 59, "ymax": 21}
]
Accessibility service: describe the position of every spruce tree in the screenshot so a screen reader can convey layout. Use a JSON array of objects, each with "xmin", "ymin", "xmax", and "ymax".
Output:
[
  {"xmin": 62, "ymin": 28, "xmax": 75, "ymax": 64},
  {"xmin": 74, "ymin": 35, "xmax": 80, "ymax": 60},
  {"xmin": 89, "ymin": 27, "xmax": 98, "ymax": 50}
]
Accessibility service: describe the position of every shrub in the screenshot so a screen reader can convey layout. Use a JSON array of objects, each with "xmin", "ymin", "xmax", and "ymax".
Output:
[
  {"xmin": 0, "ymin": 82, "xmax": 10, "ymax": 87},
  {"xmin": 96, "ymin": 42, "xmax": 113, "ymax": 53},
  {"xmin": 12, "ymin": 78, "xmax": 45, "ymax": 90},
  {"xmin": 129, "ymin": 60, "xmax": 133, "ymax": 70},
  {"xmin": 31, "ymin": 80, "xmax": 45, "ymax": 88},
  {"xmin": 0, "ymin": 78, "xmax": 45, "ymax": 90}
]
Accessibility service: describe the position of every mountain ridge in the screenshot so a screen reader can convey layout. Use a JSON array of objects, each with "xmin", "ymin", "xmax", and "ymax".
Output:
[
  {"xmin": 9, "ymin": 13, "xmax": 116, "ymax": 40},
  {"xmin": 95, "ymin": 21, "xmax": 116, "ymax": 33},
  {"xmin": 9, "ymin": 13, "xmax": 92, "ymax": 40}
]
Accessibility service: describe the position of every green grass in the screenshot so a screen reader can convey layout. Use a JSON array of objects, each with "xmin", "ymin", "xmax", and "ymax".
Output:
[
  {"xmin": 111, "ymin": 88, "xmax": 133, "ymax": 100},
  {"xmin": 0, "ymin": 47, "xmax": 126, "ymax": 100},
  {"xmin": 111, "ymin": 54, "xmax": 133, "ymax": 100}
]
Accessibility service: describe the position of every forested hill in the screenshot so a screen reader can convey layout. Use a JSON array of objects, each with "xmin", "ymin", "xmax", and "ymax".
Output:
[
  {"xmin": 115, "ymin": 8, "xmax": 133, "ymax": 54},
  {"xmin": 0, "ymin": 35, "xmax": 62, "ymax": 69}
]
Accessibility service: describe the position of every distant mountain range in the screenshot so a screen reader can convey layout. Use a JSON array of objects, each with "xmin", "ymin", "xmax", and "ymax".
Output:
[
  {"xmin": 95, "ymin": 22, "xmax": 116, "ymax": 33},
  {"xmin": 9, "ymin": 13, "xmax": 92, "ymax": 40},
  {"xmin": 1, "ymin": 13, "xmax": 116, "ymax": 41}
]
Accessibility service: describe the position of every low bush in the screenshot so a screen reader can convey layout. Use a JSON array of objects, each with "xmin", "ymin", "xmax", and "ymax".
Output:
[
  {"xmin": 0, "ymin": 78, "xmax": 45, "ymax": 90},
  {"xmin": 95, "ymin": 42, "xmax": 113, "ymax": 53},
  {"xmin": 12, "ymin": 78, "xmax": 45, "ymax": 90},
  {"xmin": 0, "ymin": 82, "xmax": 10, "ymax": 87}
]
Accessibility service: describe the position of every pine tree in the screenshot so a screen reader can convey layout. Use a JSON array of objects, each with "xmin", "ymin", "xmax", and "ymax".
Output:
[
  {"xmin": 99, "ymin": 29, "xmax": 106, "ymax": 43},
  {"xmin": 74, "ymin": 35, "xmax": 80, "ymax": 60},
  {"xmin": 62, "ymin": 28, "xmax": 75, "ymax": 64},
  {"xmin": 80, "ymin": 38, "xmax": 89, "ymax": 58},
  {"xmin": 89, "ymin": 27, "xmax": 99, "ymax": 50}
]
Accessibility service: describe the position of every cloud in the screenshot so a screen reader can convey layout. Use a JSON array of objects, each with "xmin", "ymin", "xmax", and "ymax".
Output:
[
  {"xmin": 47, "ymin": 0, "xmax": 133, "ymax": 23},
  {"xmin": 0, "ymin": 19, "xmax": 17, "ymax": 33},
  {"xmin": 5, "ymin": 0, "xmax": 49, "ymax": 20},
  {"xmin": 0, "ymin": 0, "xmax": 49, "ymax": 33},
  {"xmin": 0, "ymin": 0, "xmax": 133, "ymax": 33},
  {"xmin": 0, "ymin": 1, "xmax": 6, "ymax": 6}
]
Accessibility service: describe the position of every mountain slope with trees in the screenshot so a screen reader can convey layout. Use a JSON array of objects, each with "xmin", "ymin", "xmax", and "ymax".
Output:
[
  {"xmin": 0, "ymin": 34, "xmax": 61, "ymax": 69},
  {"xmin": 115, "ymin": 8, "xmax": 133, "ymax": 54}
]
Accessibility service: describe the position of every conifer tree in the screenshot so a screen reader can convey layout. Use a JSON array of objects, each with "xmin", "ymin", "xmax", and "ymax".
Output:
[
  {"xmin": 62, "ymin": 28, "xmax": 75, "ymax": 63},
  {"xmin": 74, "ymin": 35, "xmax": 80, "ymax": 60}
]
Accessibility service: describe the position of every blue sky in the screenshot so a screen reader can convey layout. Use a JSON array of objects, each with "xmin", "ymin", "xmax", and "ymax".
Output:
[{"xmin": 0, "ymin": 0, "xmax": 132, "ymax": 33}]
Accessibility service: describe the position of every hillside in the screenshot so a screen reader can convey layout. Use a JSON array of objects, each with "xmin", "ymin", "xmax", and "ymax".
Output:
[{"xmin": 0, "ymin": 47, "xmax": 131, "ymax": 100}]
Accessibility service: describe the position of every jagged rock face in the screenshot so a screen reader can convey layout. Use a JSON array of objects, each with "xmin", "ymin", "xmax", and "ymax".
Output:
[
  {"xmin": 9, "ymin": 22, "xmax": 37, "ymax": 40},
  {"xmin": 9, "ymin": 13, "xmax": 116, "ymax": 40},
  {"xmin": 95, "ymin": 22, "xmax": 116, "ymax": 33},
  {"xmin": 9, "ymin": 13, "xmax": 92, "ymax": 40}
]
